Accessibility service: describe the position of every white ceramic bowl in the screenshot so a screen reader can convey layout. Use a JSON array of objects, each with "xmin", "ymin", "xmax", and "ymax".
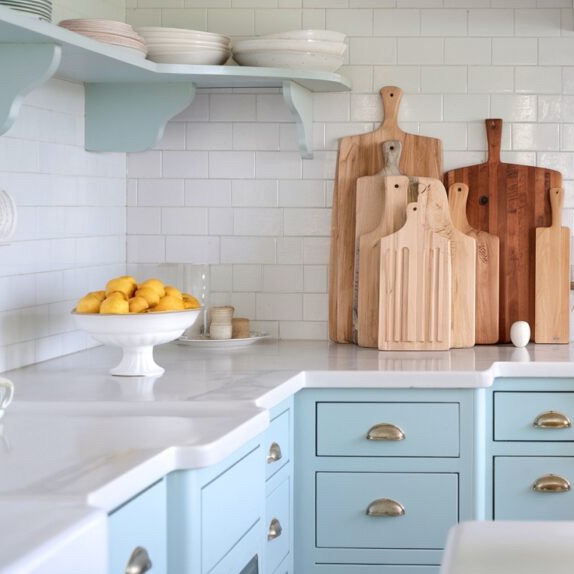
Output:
[
  {"xmin": 145, "ymin": 38, "xmax": 228, "ymax": 50},
  {"xmin": 233, "ymin": 38, "xmax": 347, "ymax": 57},
  {"xmin": 136, "ymin": 26, "xmax": 230, "ymax": 45},
  {"xmin": 72, "ymin": 308, "xmax": 200, "ymax": 376},
  {"xmin": 232, "ymin": 49, "xmax": 344, "ymax": 72},
  {"xmin": 264, "ymin": 29, "xmax": 346, "ymax": 43},
  {"xmin": 147, "ymin": 48, "xmax": 230, "ymax": 65}
]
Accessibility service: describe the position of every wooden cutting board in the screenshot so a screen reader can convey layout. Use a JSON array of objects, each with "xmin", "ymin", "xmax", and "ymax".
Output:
[
  {"xmin": 535, "ymin": 187, "xmax": 570, "ymax": 343},
  {"xmin": 354, "ymin": 140, "xmax": 412, "ymax": 347},
  {"xmin": 448, "ymin": 182, "xmax": 500, "ymax": 345},
  {"xmin": 443, "ymin": 118, "xmax": 562, "ymax": 342},
  {"xmin": 424, "ymin": 179, "xmax": 476, "ymax": 348},
  {"xmin": 329, "ymin": 85, "xmax": 443, "ymax": 343},
  {"xmin": 378, "ymin": 187, "xmax": 451, "ymax": 351}
]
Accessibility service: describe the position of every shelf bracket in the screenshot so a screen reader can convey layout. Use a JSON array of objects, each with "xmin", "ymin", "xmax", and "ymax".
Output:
[
  {"xmin": 282, "ymin": 80, "xmax": 313, "ymax": 159},
  {"xmin": 84, "ymin": 82, "xmax": 196, "ymax": 152},
  {"xmin": 0, "ymin": 43, "xmax": 61, "ymax": 135}
]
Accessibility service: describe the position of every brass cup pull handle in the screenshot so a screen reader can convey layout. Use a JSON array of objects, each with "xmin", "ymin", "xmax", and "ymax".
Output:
[
  {"xmin": 267, "ymin": 441, "xmax": 283, "ymax": 464},
  {"xmin": 366, "ymin": 423, "xmax": 405, "ymax": 441},
  {"xmin": 533, "ymin": 411, "xmax": 572, "ymax": 429},
  {"xmin": 366, "ymin": 498, "xmax": 405, "ymax": 517},
  {"xmin": 125, "ymin": 546, "xmax": 152, "ymax": 574},
  {"xmin": 267, "ymin": 517, "xmax": 283, "ymax": 540},
  {"xmin": 532, "ymin": 474, "xmax": 571, "ymax": 493}
]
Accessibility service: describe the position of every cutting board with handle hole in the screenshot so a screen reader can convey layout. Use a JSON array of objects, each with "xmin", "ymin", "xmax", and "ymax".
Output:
[
  {"xmin": 378, "ymin": 187, "xmax": 451, "ymax": 351},
  {"xmin": 443, "ymin": 118, "xmax": 562, "ymax": 342},
  {"xmin": 354, "ymin": 140, "xmax": 415, "ymax": 347},
  {"xmin": 329, "ymin": 85, "xmax": 443, "ymax": 344},
  {"xmin": 448, "ymin": 182, "xmax": 500, "ymax": 345},
  {"xmin": 535, "ymin": 187, "xmax": 570, "ymax": 343}
]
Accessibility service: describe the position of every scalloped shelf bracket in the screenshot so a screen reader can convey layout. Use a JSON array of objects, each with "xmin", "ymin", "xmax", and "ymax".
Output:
[
  {"xmin": 0, "ymin": 43, "xmax": 61, "ymax": 135},
  {"xmin": 282, "ymin": 80, "xmax": 313, "ymax": 159},
  {"xmin": 84, "ymin": 82, "xmax": 197, "ymax": 152}
]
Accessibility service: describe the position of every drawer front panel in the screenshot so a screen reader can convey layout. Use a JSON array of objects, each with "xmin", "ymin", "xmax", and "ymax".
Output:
[
  {"xmin": 317, "ymin": 402, "xmax": 459, "ymax": 457},
  {"xmin": 266, "ymin": 409, "xmax": 290, "ymax": 480},
  {"xmin": 494, "ymin": 457, "xmax": 574, "ymax": 520},
  {"xmin": 203, "ymin": 447, "xmax": 264, "ymax": 573},
  {"xmin": 494, "ymin": 392, "xmax": 574, "ymax": 441},
  {"xmin": 266, "ymin": 476, "xmax": 291, "ymax": 574},
  {"xmin": 316, "ymin": 472, "xmax": 458, "ymax": 549}
]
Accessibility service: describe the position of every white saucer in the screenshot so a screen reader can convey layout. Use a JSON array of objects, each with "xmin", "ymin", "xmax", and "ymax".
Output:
[{"xmin": 177, "ymin": 331, "xmax": 268, "ymax": 348}]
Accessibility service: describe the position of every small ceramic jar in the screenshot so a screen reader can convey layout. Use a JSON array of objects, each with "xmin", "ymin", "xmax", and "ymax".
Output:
[{"xmin": 209, "ymin": 305, "xmax": 234, "ymax": 339}]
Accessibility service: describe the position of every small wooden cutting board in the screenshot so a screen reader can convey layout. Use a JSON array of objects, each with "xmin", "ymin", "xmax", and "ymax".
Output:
[
  {"xmin": 535, "ymin": 187, "xmax": 570, "ymax": 343},
  {"xmin": 448, "ymin": 182, "xmax": 500, "ymax": 345}
]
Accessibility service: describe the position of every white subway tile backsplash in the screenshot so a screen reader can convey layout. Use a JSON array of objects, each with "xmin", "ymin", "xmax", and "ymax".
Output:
[
  {"xmin": 493, "ymin": 38, "xmax": 539, "ymax": 65},
  {"xmin": 373, "ymin": 9, "xmax": 420, "ymax": 37},
  {"xmin": 491, "ymin": 94, "xmax": 539, "ymax": 122},
  {"xmin": 512, "ymin": 122, "xmax": 560, "ymax": 150},
  {"xmin": 210, "ymin": 151, "xmax": 255, "ymax": 178},
  {"xmin": 233, "ymin": 123, "xmax": 280, "ymax": 150},
  {"xmin": 210, "ymin": 94, "xmax": 257, "ymax": 121},
  {"xmin": 398, "ymin": 38, "xmax": 444, "ymax": 65},
  {"xmin": 276, "ymin": 237, "xmax": 304, "ymax": 263},
  {"xmin": 421, "ymin": 9, "xmax": 467, "ymax": 36},
  {"xmin": 349, "ymin": 38, "xmax": 397, "ymax": 65},
  {"xmin": 209, "ymin": 207, "xmax": 234, "ymax": 235},
  {"xmin": 138, "ymin": 179, "xmax": 185, "ymax": 206},
  {"xmin": 263, "ymin": 264, "xmax": 303, "ymax": 292},
  {"xmin": 279, "ymin": 320, "xmax": 327, "ymax": 339},
  {"xmin": 186, "ymin": 123, "xmax": 233, "ymax": 150},
  {"xmin": 284, "ymin": 207, "xmax": 331, "ymax": 236},
  {"xmin": 254, "ymin": 8, "xmax": 302, "ymax": 34},
  {"xmin": 516, "ymin": 67, "xmax": 562, "ymax": 94},
  {"xmin": 468, "ymin": 66, "xmax": 514, "ymax": 94},
  {"xmin": 234, "ymin": 208, "xmax": 283, "ymax": 235},
  {"xmin": 185, "ymin": 179, "xmax": 232, "ymax": 206},
  {"xmin": 421, "ymin": 66, "xmax": 468, "ymax": 94},
  {"xmin": 445, "ymin": 38, "xmax": 492, "ymax": 65},
  {"xmin": 232, "ymin": 180, "xmax": 278, "ymax": 206},
  {"xmin": 256, "ymin": 151, "xmax": 301, "ymax": 178},
  {"xmin": 221, "ymin": 236, "xmax": 276, "ymax": 263},
  {"xmin": 326, "ymin": 9, "xmax": 374, "ymax": 36},
  {"xmin": 162, "ymin": 207, "xmax": 209, "ymax": 235},
  {"xmin": 279, "ymin": 180, "xmax": 326, "ymax": 207},
  {"xmin": 256, "ymin": 293, "xmax": 302, "ymax": 320},
  {"xmin": 233, "ymin": 264, "xmax": 262, "ymax": 291},
  {"xmin": 304, "ymin": 264, "xmax": 327, "ymax": 292},
  {"xmin": 166, "ymin": 235, "xmax": 221, "ymax": 263},
  {"xmin": 468, "ymin": 9, "xmax": 513, "ymax": 36},
  {"xmin": 444, "ymin": 95, "xmax": 490, "ymax": 121},
  {"xmin": 515, "ymin": 8, "xmax": 561, "ymax": 36},
  {"xmin": 303, "ymin": 293, "xmax": 328, "ymax": 321},
  {"xmin": 127, "ymin": 150, "xmax": 162, "ymax": 178}
]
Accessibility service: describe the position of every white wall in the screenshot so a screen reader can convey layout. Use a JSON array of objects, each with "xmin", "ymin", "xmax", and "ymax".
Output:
[{"xmin": 126, "ymin": 0, "xmax": 574, "ymax": 341}]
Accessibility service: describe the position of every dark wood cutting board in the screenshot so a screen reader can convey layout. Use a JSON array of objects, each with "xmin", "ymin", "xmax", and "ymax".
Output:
[
  {"xmin": 329, "ymin": 86, "xmax": 443, "ymax": 344},
  {"xmin": 443, "ymin": 119, "xmax": 562, "ymax": 342}
]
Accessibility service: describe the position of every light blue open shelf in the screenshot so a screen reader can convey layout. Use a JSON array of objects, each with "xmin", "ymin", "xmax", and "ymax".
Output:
[{"xmin": 0, "ymin": 7, "xmax": 352, "ymax": 156}]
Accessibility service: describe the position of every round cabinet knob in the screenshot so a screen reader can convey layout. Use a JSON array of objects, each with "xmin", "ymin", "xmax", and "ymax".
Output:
[
  {"xmin": 267, "ymin": 517, "xmax": 283, "ymax": 541},
  {"xmin": 125, "ymin": 546, "xmax": 152, "ymax": 574},
  {"xmin": 267, "ymin": 441, "xmax": 283, "ymax": 463}
]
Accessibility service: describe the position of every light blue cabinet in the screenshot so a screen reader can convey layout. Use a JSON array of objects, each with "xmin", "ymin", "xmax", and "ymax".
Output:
[
  {"xmin": 484, "ymin": 377, "xmax": 574, "ymax": 521},
  {"xmin": 108, "ymin": 478, "xmax": 167, "ymax": 574},
  {"xmin": 294, "ymin": 388, "xmax": 477, "ymax": 574}
]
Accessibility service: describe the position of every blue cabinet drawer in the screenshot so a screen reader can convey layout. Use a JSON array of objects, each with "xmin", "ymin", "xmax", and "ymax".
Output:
[
  {"xmin": 109, "ymin": 479, "xmax": 166, "ymax": 574},
  {"xmin": 494, "ymin": 456, "xmax": 574, "ymax": 520},
  {"xmin": 266, "ymin": 474, "xmax": 291, "ymax": 574},
  {"xmin": 203, "ymin": 447, "xmax": 264, "ymax": 572},
  {"xmin": 316, "ymin": 472, "xmax": 458, "ymax": 549},
  {"xmin": 266, "ymin": 408, "xmax": 290, "ymax": 481},
  {"xmin": 316, "ymin": 402, "xmax": 459, "ymax": 457},
  {"xmin": 494, "ymin": 392, "xmax": 574, "ymax": 441}
]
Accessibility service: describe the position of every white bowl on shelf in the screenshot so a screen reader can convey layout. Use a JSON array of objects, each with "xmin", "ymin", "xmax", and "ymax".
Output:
[
  {"xmin": 232, "ymin": 49, "xmax": 344, "ymax": 72},
  {"xmin": 233, "ymin": 38, "xmax": 347, "ymax": 57},
  {"xmin": 72, "ymin": 308, "xmax": 201, "ymax": 377},
  {"xmin": 147, "ymin": 48, "xmax": 230, "ymax": 65},
  {"xmin": 264, "ymin": 29, "xmax": 346, "ymax": 43},
  {"xmin": 136, "ymin": 26, "xmax": 230, "ymax": 45}
]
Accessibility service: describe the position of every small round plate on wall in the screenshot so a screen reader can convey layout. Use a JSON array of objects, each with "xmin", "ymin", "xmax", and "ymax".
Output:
[{"xmin": 0, "ymin": 190, "xmax": 17, "ymax": 243}]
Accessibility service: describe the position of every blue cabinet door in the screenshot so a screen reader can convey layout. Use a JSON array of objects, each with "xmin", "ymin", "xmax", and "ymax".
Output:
[{"xmin": 108, "ymin": 478, "xmax": 166, "ymax": 574}]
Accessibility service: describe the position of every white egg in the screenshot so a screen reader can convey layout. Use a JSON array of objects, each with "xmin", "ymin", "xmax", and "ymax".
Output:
[{"xmin": 510, "ymin": 321, "xmax": 530, "ymax": 348}]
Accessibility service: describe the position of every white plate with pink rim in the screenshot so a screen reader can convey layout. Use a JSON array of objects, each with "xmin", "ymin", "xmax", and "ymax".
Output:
[{"xmin": 177, "ymin": 331, "xmax": 268, "ymax": 349}]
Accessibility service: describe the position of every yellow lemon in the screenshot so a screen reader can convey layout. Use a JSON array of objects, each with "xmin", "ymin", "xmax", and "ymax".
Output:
[
  {"xmin": 87, "ymin": 290, "xmax": 106, "ymax": 301},
  {"xmin": 105, "ymin": 277, "xmax": 136, "ymax": 298},
  {"xmin": 75, "ymin": 294, "xmax": 101, "ymax": 314},
  {"xmin": 128, "ymin": 296, "xmax": 149, "ymax": 314},
  {"xmin": 119, "ymin": 275, "xmax": 137, "ymax": 286},
  {"xmin": 135, "ymin": 287, "xmax": 160, "ymax": 308},
  {"xmin": 182, "ymin": 294, "xmax": 200, "ymax": 309},
  {"xmin": 100, "ymin": 295, "xmax": 129, "ymax": 314},
  {"xmin": 150, "ymin": 295, "xmax": 185, "ymax": 312},
  {"xmin": 165, "ymin": 285, "xmax": 183, "ymax": 299},
  {"xmin": 138, "ymin": 278, "xmax": 165, "ymax": 297}
]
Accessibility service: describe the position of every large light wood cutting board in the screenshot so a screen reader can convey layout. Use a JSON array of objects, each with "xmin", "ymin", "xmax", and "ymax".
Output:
[
  {"xmin": 329, "ymin": 86, "xmax": 443, "ymax": 343},
  {"xmin": 443, "ymin": 118, "xmax": 562, "ymax": 342},
  {"xmin": 378, "ymin": 188, "xmax": 451, "ymax": 351},
  {"xmin": 448, "ymin": 182, "xmax": 499, "ymax": 345},
  {"xmin": 535, "ymin": 187, "xmax": 570, "ymax": 343}
]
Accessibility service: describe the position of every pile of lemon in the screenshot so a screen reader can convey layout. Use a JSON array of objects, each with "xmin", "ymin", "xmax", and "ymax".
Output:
[{"xmin": 75, "ymin": 275, "xmax": 201, "ymax": 314}]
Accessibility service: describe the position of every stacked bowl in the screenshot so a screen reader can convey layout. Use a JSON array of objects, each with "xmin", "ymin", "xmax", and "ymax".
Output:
[
  {"xmin": 0, "ymin": 0, "xmax": 52, "ymax": 21},
  {"xmin": 58, "ymin": 19, "xmax": 147, "ymax": 59},
  {"xmin": 232, "ymin": 29, "xmax": 347, "ymax": 72},
  {"xmin": 136, "ymin": 26, "xmax": 231, "ymax": 65}
]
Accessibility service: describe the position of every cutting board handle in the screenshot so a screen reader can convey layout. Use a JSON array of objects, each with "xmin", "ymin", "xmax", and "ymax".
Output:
[
  {"xmin": 486, "ymin": 118, "xmax": 502, "ymax": 165},
  {"xmin": 380, "ymin": 140, "xmax": 402, "ymax": 175},
  {"xmin": 550, "ymin": 187, "xmax": 564, "ymax": 229},
  {"xmin": 381, "ymin": 86, "xmax": 403, "ymax": 130}
]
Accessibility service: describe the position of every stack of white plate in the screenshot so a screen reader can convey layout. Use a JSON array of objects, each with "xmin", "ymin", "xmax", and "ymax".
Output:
[
  {"xmin": 0, "ymin": 0, "xmax": 52, "ymax": 21},
  {"xmin": 58, "ymin": 19, "xmax": 147, "ymax": 59},
  {"xmin": 136, "ymin": 26, "xmax": 231, "ymax": 65},
  {"xmin": 232, "ymin": 29, "xmax": 347, "ymax": 72}
]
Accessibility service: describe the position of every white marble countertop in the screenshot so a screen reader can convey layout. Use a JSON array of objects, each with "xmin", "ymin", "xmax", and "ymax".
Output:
[{"xmin": 0, "ymin": 339, "xmax": 573, "ymax": 572}]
